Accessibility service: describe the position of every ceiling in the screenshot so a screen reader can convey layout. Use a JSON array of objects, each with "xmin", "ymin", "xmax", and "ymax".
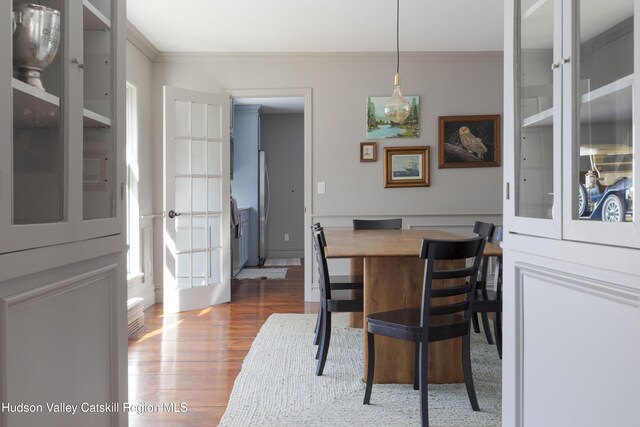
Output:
[
  {"xmin": 127, "ymin": 0, "xmax": 505, "ymax": 53},
  {"xmin": 127, "ymin": 0, "xmax": 505, "ymax": 114}
]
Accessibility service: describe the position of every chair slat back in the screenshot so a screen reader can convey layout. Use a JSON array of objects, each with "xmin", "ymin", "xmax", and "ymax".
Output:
[
  {"xmin": 353, "ymin": 218, "xmax": 402, "ymax": 230},
  {"xmin": 312, "ymin": 225, "xmax": 332, "ymax": 302},
  {"xmin": 472, "ymin": 221, "xmax": 495, "ymax": 288},
  {"xmin": 473, "ymin": 221, "xmax": 495, "ymax": 243},
  {"xmin": 419, "ymin": 237, "xmax": 486, "ymax": 327}
]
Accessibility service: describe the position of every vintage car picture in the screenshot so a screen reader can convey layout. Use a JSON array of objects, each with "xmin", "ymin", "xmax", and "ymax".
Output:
[{"xmin": 578, "ymin": 144, "xmax": 633, "ymax": 222}]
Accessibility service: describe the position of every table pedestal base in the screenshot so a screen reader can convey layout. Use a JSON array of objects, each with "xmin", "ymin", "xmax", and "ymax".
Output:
[{"xmin": 362, "ymin": 257, "xmax": 463, "ymax": 384}]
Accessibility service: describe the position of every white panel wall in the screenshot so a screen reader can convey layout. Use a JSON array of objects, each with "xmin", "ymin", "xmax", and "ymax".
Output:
[
  {"xmin": 502, "ymin": 235, "xmax": 640, "ymax": 427},
  {"xmin": 0, "ymin": 248, "xmax": 127, "ymax": 427},
  {"xmin": 520, "ymin": 268, "xmax": 640, "ymax": 426}
]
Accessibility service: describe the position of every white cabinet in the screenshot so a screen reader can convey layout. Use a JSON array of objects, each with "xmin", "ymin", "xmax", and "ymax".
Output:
[
  {"xmin": 503, "ymin": 1, "xmax": 640, "ymax": 425},
  {"xmin": 0, "ymin": 2, "xmax": 126, "ymax": 425},
  {"xmin": 239, "ymin": 208, "xmax": 250, "ymax": 267},
  {"xmin": 232, "ymin": 208, "xmax": 250, "ymax": 277},
  {"xmin": 1, "ymin": 0, "xmax": 124, "ymax": 253},
  {"xmin": 506, "ymin": 0, "xmax": 639, "ymax": 247}
]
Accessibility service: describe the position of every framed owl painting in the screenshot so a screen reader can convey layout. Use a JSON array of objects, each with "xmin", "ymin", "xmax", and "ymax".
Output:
[{"xmin": 438, "ymin": 115, "xmax": 501, "ymax": 168}]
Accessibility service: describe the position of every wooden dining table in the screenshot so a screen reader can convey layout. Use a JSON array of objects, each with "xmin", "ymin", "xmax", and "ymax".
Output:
[{"xmin": 323, "ymin": 228, "xmax": 502, "ymax": 384}]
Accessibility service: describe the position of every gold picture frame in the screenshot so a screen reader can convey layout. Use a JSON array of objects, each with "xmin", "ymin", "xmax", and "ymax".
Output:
[{"xmin": 383, "ymin": 146, "xmax": 430, "ymax": 188}]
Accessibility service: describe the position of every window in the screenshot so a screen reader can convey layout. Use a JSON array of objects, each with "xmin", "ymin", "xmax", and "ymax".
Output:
[{"xmin": 126, "ymin": 83, "xmax": 142, "ymax": 283}]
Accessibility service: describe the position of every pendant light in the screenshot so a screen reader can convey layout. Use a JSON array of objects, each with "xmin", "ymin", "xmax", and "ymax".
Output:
[{"xmin": 384, "ymin": 0, "xmax": 411, "ymax": 124}]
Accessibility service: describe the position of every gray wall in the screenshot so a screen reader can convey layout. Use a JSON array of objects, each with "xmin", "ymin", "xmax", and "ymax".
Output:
[
  {"xmin": 152, "ymin": 53, "xmax": 503, "ymax": 216},
  {"xmin": 261, "ymin": 113, "xmax": 305, "ymax": 258},
  {"xmin": 141, "ymin": 51, "xmax": 503, "ymax": 291}
]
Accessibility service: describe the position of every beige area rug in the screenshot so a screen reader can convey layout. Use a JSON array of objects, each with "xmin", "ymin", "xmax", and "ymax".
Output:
[
  {"xmin": 234, "ymin": 268, "xmax": 287, "ymax": 280},
  {"xmin": 263, "ymin": 258, "xmax": 301, "ymax": 267},
  {"xmin": 219, "ymin": 313, "xmax": 502, "ymax": 426}
]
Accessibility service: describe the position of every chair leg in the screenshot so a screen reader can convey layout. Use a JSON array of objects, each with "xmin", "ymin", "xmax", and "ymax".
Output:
[
  {"xmin": 413, "ymin": 342, "xmax": 419, "ymax": 390},
  {"xmin": 494, "ymin": 311, "xmax": 502, "ymax": 359},
  {"xmin": 315, "ymin": 306, "xmax": 324, "ymax": 359},
  {"xmin": 481, "ymin": 312, "xmax": 495, "ymax": 345},
  {"xmin": 315, "ymin": 311, "xmax": 331, "ymax": 376},
  {"xmin": 363, "ymin": 332, "xmax": 375, "ymax": 404},
  {"xmin": 472, "ymin": 312, "xmax": 480, "ymax": 333},
  {"xmin": 461, "ymin": 334, "xmax": 480, "ymax": 411},
  {"xmin": 313, "ymin": 305, "xmax": 323, "ymax": 346},
  {"xmin": 419, "ymin": 341, "xmax": 430, "ymax": 427}
]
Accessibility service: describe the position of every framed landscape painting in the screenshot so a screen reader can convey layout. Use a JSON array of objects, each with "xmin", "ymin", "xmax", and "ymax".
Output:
[
  {"xmin": 383, "ymin": 146, "xmax": 430, "ymax": 188},
  {"xmin": 367, "ymin": 96, "xmax": 420, "ymax": 139},
  {"xmin": 438, "ymin": 115, "xmax": 501, "ymax": 168}
]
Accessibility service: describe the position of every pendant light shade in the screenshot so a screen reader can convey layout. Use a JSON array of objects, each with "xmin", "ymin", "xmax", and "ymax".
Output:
[{"xmin": 384, "ymin": 0, "xmax": 411, "ymax": 124}]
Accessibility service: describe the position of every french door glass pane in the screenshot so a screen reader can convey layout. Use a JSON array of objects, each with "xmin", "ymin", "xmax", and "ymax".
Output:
[
  {"xmin": 12, "ymin": 1, "xmax": 65, "ymax": 224},
  {"xmin": 576, "ymin": 0, "xmax": 634, "ymax": 223},
  {"xmin": 171, "ymin": 99, "xmax": 225, "ymax": 291},
  {"xmin": 517, "ymin": 0, "xmax": 555, "ymax": 219}
]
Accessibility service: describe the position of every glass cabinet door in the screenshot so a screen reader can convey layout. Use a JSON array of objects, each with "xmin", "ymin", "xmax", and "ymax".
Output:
[
  {"xmin": 3, "ymin": 0, "xmax": 121, "ymax": 253},
  {"xmin": 513, "ymin": 0, "xmax": 563, "ymax": 237},
  {"xmin": 82, "ymin": 0, "xmax": 115, "ymax": 221},
  {"xmin": 573, "ymin": 0, "xmax": 633, "ymax": 223},
  {"xmin": 563, "ymin": 0, "xmax": 638, "ymax": 248},
  {"xmin": 12, "ymin": 1, "xmax": 66, "ymax": 225}
]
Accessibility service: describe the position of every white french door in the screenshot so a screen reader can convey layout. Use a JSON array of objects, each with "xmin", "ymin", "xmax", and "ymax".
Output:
[{"xmin": 163, "ymin": 86, "xmax": 231, "ymax": 314}]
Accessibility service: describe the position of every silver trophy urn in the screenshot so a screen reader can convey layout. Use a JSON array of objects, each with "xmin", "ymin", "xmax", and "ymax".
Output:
[{"xmin": 13, "ymin": 4, "xmax": 61, "ymax": 90}]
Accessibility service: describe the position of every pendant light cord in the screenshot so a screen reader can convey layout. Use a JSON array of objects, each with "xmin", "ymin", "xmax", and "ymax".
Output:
[{"xmin": 396, "ymin": 0, "xmax": 400, "ymax": 74}]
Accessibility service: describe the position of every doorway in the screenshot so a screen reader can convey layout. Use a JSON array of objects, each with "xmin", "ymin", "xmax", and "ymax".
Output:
[{"xmin": 229, "ymin": 88, "xmax": 313, "ymax": 300}]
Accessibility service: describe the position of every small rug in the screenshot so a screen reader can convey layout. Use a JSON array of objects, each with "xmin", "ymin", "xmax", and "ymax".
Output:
[
  {"xmin": 219, "ymin": 313, "xmax": 501, "ymax": 426},
  {"xmin": 234, "ymin": 268, "xmax": 287, "ymax": 280},
  {"xmin": 264, "ymin": 258, "xmax": 301, "ymax": 267}
]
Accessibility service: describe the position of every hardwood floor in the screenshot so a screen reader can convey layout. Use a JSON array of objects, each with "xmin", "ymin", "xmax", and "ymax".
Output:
[{"xmin": 127, "ymin": 265, "xmax": 315, "ymax": 426}]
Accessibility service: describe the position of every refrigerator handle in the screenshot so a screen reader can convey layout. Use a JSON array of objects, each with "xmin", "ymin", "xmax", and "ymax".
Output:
[{"xmin": 265, "ymin": 161, "xmax": 270, "ymax": 223}]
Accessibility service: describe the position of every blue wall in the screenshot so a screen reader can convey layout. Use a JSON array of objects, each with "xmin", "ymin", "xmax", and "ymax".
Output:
[{"xmin": 231, "ymin": 105, "xmax": 261, "ymax": 265}]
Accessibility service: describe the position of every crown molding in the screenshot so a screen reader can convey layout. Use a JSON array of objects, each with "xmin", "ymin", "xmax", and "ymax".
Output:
[
  {"xmin": 154, "ymin": 51, "xmax": 503, "ymax": 64},
  {"xmin": 126, "ymin": 22, "xmax": 160, "ymax": 61}
]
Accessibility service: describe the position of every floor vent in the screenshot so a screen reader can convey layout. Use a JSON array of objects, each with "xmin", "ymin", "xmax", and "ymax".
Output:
[{"xmin": 127, "ymin": 297, "xmax": 145, "ymax": 336}]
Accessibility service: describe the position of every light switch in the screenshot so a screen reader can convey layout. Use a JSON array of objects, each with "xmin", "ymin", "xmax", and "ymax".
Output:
[{"xmin": 317, "ymin": 182, "xmax": 326, "ymax": 194}]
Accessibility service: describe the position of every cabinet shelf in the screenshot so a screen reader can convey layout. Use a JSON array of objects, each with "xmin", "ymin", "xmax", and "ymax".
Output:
[
  {"xmin": 83, "ymin": 0, "xmax": 111, "ymax": 31},
  {"xmin": 13, "ymin": 78, "xmax": 111, "ymax": 129},
  {"xmin": 523, "ymin": 74, "xmax": 634, "ymax": 128},
  {"xmin": 43, "ymin": 0, "xmax": 110, "ymax": 30}
]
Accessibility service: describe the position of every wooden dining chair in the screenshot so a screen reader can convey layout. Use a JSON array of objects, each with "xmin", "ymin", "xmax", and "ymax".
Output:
[
  {"xmin": 312, "ymin": 225, "xmax": 364, "ymax": 376},
  {"xmin": 311, "ymin": 223, "xmax": 363, "ymax": 346},
  {"xmin": 470, "ymin": 221, "xmax": 496, "ymax": 346},
  {"xmin": 363, "ymin": 237, "xmax": 486, "ymax": 427},
  {"xmin": 472, "ymin": 225, "xmax": 503, "ymax": 358},
  {"xmin": 352, "ymin": 218, "xmax": 402, "ymax": 230}
]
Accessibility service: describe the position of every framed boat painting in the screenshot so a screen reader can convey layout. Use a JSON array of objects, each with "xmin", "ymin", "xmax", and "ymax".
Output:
[
  {"xmin": 438, "ymin": 115, "xmax": 501, "ymax": 168},
  {"xmin": 383, "ymin": 146, "xmax": 430, "ymax": 188}
]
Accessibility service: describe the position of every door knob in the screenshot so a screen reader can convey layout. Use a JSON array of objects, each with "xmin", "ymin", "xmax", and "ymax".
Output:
[{"xmin": 168, "ymin": 210, "xmax": 182, "ymax": 219}]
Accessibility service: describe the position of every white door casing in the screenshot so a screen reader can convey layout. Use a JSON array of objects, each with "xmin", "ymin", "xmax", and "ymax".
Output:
[{"xmin": 163, "ymin": 86, "xmax": 231, "ymax": 314}]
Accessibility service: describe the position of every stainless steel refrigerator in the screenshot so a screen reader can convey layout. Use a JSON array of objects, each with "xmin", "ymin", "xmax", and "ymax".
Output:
[{"xmin": 258, "ymin": 150, "xmax": 270, "ymax": 265}]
